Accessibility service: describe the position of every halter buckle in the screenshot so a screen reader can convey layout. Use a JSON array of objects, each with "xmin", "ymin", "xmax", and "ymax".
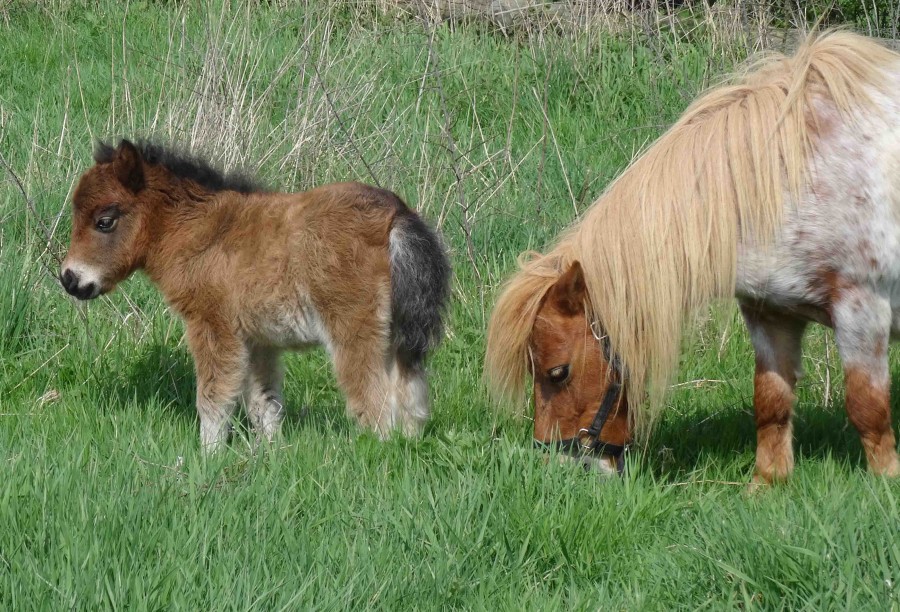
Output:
[{"xmin": 577, "ymin": 427, "xmax": 594, "ymax": 452}]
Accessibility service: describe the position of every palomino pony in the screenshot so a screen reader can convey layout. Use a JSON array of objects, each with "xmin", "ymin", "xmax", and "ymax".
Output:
[
  {"xmin": 486, "ymin": 32, "xmax": 900, "ymax": 482},
  {"xmin": 61, "ymin": 140, "xmax": 450, "ymax": 451}
]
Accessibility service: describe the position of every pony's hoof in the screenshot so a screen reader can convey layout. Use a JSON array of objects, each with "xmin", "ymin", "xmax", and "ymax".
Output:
[{"xmin": 745, "ymin": 476, "xmax": 770, "ymax": 495}]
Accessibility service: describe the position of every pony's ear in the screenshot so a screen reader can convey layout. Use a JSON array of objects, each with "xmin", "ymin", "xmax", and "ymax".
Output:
[
  {"xmin": 546, "ymin": 261, "xmax": 586, "ymax": 315},
  {"xmin": 93, "ymin": 141, "xmax": 116, "ymax": 164},
  {"xmin": 112, "ymin": 140, "xmax": 145, "ymax": 193}
]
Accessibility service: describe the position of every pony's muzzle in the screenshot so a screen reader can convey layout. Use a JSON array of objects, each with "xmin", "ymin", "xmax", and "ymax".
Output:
[
  {"xmin": 60, "ymin": 267, "xmax": 100, "ymax": 300},
  {"xmin": 534, "ymin": 439, "xmax": 625, "ymax": 476}
]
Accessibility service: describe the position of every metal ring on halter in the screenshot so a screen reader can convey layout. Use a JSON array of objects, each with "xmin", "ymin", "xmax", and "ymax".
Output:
[
  {"xmin": 590, "ymin": 320, "xmax": 606, "ymax": 341},
  {"xmin": 590, "ymin": 320, "xmax": 622, "ymax": 373}
]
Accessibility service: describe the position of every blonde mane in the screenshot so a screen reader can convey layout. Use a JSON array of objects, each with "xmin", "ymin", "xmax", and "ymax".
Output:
[{"xmin": 485, "ymin": 31, "xmax": 900, "ymax": 439}]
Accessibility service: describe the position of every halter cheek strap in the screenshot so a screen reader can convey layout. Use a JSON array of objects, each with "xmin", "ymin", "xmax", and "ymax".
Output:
[{"xmin": 533, "ymin": 328, "xmax": 629, "ymax": 475}]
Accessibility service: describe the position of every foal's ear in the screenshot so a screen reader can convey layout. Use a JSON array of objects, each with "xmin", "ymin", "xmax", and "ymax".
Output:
[
  {"xmin": 111, "ymin": 140, "xmax": 145, "ymax": 193},
  {"xmin": 546, "ymin": 260, "xmax": 587, "ymax": 315}
]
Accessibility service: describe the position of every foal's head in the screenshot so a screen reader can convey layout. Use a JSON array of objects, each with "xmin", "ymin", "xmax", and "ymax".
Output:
[
  {"xmin": 530, "ymin": 262, "xmax": 630, "ymax": 474},
  {"xmin": 60, "ymin": 140, "xmax": 152, "ymax": 300}
]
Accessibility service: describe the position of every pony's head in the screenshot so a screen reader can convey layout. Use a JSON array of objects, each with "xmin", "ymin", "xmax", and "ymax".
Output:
[
  {"xmin": 530, "ymin": 261, "xmax": 630, "ymax": 474},
  {"xmin": 60, "ymin": 140, "xmax": 150, "ymax": 300},
  {"xmin": 487, "ymin": 254, "xmax": 630, "ymax": 475}
]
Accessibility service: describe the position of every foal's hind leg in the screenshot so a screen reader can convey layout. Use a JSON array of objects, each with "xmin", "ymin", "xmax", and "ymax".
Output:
[
  {"xmin": 187, "ymin": 322, "xmax": 248, "ymax": 452},
  {"xmin": 327, "ymin": 314, "xmax": 399, "ymax": 437},
  {"xmin": 244, "ymin": 346, "xmax": 285, "ymax": 443},
  {"xmin": 831, "ymin": 288, "xmax": 900, "ymax": 476},
  {"xmin": 333, "ymin": 343, "xmax": 394, "ymax": 437},
  {"xmin": 740, "ymin": 305, "xmax": 807, "ymax": 484},
  {"xmin": 390, "ymin": 356, "xmax": 431, "ymax": 437},
  {"xmin": 326, "ymin": 282, "xmax": 401, "ymax": 437}
]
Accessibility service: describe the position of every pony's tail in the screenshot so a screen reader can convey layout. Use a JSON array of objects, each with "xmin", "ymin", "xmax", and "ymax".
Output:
[{"xmin": 388, "ymin": 206, "xmax": 451, "ymax": 366}]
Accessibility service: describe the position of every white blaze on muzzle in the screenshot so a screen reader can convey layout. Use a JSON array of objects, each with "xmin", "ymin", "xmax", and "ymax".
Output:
[{"xmin": 60, "ymin": 260, "xmax": 104, "ymax": 300}]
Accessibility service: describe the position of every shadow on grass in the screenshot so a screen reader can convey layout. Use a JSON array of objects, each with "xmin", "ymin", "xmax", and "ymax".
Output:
[
  {"xmin": 94, "ymin": 342, "xmax": 358, "ymax": 438},
  {"xmin": 647, "ymin": 384, "xmax": 900, "ymax": 480},
  {"xmin": 107, "ymin": 343, "xmax": 196, "ymax": 421}
]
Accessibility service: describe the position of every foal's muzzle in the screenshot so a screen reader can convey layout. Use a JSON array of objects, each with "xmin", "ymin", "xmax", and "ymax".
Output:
[{"xmin": 60, "ymin": 268, "xmax": 101, "ymax": 300}]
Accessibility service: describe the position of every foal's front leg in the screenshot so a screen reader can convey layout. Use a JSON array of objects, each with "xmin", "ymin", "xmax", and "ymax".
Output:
[
  {"xmin": 832, "ymin": 289, "xmax": 900, "ymax": 476},
  {"xmin": 186, "ymin": 321, "xmax": 248, "ymax": 452},
  {"xmin": 741, "ymin": 305, "xmax": 807, "ymax": 484}
]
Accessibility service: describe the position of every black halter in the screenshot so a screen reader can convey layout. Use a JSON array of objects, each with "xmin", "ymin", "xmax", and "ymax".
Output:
[{"xmin": 533, "ymin": 324, "xmax": 629, "ymax": 474}]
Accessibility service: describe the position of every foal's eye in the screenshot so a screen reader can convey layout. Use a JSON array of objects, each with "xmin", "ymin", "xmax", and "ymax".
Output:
[
  {"xmin": 95, "ymin": 217, "xmax": 117, "ymax": 233},
  {"xmin": 547, "ymin": 365, "xmax": 570, "ymax": 384}
]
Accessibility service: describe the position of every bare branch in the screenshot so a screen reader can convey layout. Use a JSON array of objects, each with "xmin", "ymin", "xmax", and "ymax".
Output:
[
  {"xmin": 0, "ymin": 147, "xmax": 63, "ymax": 269},
  {"xmin": 421, "ymin": 12, "xmax": 484, "ymax": 312}
]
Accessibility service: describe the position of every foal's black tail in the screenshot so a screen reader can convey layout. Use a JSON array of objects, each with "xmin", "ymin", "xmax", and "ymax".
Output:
[{"xmin": 388, "ymin": 203, "xmax": 451, "ymax": 367}]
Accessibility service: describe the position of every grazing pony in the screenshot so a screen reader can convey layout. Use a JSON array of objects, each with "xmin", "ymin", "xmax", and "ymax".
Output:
[
  {"xmin": 61, "ymin": 140, "xmax": 450, "ymax": 451},
  {"xmin": 486, "ymin": 32, "xmax": 900, "ymax": 482}
]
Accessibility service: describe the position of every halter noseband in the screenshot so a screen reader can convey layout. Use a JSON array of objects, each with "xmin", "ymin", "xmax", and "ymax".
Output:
[{"xmin": 533, "ymin": 322, "xmax": 629, "ymax": 474}]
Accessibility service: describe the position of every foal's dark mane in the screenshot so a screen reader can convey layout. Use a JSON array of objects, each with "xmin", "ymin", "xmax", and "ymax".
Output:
[{"xmin": 95, "ymin": 139, "xmax": 263, "ymax": 194}]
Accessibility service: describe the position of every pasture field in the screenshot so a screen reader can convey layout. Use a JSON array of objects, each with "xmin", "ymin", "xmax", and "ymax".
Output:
[{"xmin": 1, "ymin": 1, "xmax": 899, "ymax": 608}]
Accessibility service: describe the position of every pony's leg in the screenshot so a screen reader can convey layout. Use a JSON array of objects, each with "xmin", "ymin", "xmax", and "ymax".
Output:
[
  {"xmin": 244, "ymin": 346, "xmax": 285, "ymax": 443},
  {"xmin": 390, "ymin": 358, "xmax": 431, "ymax": 437},
  {"xmin": 186, "ymin": 322, "xmax": 248, "ymax": 452},
  {"xmin": 740, "ymin": 305, "xmax": 807, "ymax": 484},
  {"xmin": 832, "ymin": 289, "xmax": 900, "ymax": 476}
]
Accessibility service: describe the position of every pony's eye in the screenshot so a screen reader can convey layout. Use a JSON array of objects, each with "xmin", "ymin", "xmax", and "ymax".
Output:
[
  {"xmin": 547, "ymin": 365, "xmax": 570, "ymax": 384},
  {"xmin": 95, "ymin": 217, "xmax": 117, "ymax": 233}
]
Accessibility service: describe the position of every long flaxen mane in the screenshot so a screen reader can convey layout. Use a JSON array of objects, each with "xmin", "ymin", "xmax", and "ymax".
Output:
[{"xmin": 486, "ymin": 31, "xmax": 899, "ymax": 439}]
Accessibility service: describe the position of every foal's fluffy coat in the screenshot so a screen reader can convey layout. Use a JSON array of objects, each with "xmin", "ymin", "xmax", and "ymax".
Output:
[{"xmin": 62, "ymin": 141, "xmax": 450, "ymax": 449}]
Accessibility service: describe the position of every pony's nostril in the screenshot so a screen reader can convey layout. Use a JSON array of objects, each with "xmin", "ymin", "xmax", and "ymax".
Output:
[{"xmin": 60, "ymin": 269, "xmax": 78, "ymax": 292}]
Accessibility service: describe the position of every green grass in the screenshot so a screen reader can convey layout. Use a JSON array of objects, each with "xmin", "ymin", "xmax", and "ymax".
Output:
[{"xmin": 1, "ymin": 1, "xmax": 899, "ymax": 609}]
